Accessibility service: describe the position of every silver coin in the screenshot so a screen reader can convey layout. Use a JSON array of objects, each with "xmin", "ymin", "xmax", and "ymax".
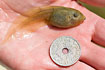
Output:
[{"xmin": 50, "ymin": 36, "xmax": 81, "ymax": 66}]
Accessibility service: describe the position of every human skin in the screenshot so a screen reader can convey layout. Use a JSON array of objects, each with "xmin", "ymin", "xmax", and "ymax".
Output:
[{"xmin": 0, "ymin": 0, "xmax": 105, "ymax": 70}]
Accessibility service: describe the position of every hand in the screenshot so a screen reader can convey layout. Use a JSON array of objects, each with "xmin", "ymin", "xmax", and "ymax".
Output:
[{"xmin": 0, "ymin": 0, "xmax": 105, "ymax": 70}]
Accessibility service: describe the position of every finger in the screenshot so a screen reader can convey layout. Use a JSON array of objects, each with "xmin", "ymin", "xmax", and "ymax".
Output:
[
  {"xmin": 80, "ymin": 0, "xmax": 105, "ymax": 7},
  {"xmin": 92, "ymin": 19, "xmax": 105, "ymax": 47},
  {"xmin": 62, "ymin": 61, "xmax": 95, "ymax": 70},
  {"xmin": 80, "ymin": 42, "xmax": 105, "ymax": 70}
]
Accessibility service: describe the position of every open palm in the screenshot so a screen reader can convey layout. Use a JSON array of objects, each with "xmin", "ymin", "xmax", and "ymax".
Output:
[{"xmin": 0, "ymin": 0, "xmax": 105, "ymax": 70}]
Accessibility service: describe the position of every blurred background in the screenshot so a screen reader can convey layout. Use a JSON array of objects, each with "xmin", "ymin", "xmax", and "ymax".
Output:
[
  {"xmin": 0, "ymin": 0, "xmax": 105, "ymax": 70},
  {"xmin": 78, "ymin": 0, "xmax": 105, "ymax": 19}
]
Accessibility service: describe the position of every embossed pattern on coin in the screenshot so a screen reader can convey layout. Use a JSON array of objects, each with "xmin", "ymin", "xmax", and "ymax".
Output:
[{"xmin": 50, "ymin": 36, "xmax": 81, "ymax": 66}]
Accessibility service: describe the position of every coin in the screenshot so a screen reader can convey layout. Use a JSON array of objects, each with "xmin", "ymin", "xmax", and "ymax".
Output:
[{"xmin": 50, "ymin": 36, "xmax": 81, "ymax": 66}]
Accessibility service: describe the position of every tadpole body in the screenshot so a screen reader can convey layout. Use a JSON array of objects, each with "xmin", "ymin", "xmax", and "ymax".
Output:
[{"xmin": 48, "ymin": 6, "xmax": 85, "ymax": 28}]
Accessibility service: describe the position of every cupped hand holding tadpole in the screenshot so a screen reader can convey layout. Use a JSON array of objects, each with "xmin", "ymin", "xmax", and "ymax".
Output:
[{"xmin": 0, "ymin": 0, "xmax": 105, "ymax": 70}]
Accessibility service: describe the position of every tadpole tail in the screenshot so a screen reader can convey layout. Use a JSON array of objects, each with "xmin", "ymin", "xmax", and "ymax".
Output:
[
  {"xmin": 1, "ymin": 24, "xmax": 18, "ymax": 44},
  {"xmin": 1, "ymin": 6, "xmax": 55, "ymax": 44}
]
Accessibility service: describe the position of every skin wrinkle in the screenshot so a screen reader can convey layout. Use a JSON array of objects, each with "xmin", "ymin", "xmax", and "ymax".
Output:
[
  {"xmin": 3, "ymin": 0, "xmax": 30, "ymax": 17},
  {"xmin": 0, "ymin": 8, "xmax": 8, "ymax": 21},
  {"xmin": 3, "ymin": 0, "xmax": 57, "ymax": 16},
  {"xmin": 0, "ymin": 0, "xmax": 19, "ymax": 22}
]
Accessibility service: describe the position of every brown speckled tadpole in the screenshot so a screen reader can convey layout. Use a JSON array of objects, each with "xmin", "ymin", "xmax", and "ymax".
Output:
[{"xmin": 2, "ymin": 6, "xmax": 86, "ymax": 44}]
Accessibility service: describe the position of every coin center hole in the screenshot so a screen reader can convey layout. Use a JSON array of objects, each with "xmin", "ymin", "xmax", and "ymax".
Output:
[{"xmin": 62, "ymin": 48, "xmax": 69, "ymax": 54}]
